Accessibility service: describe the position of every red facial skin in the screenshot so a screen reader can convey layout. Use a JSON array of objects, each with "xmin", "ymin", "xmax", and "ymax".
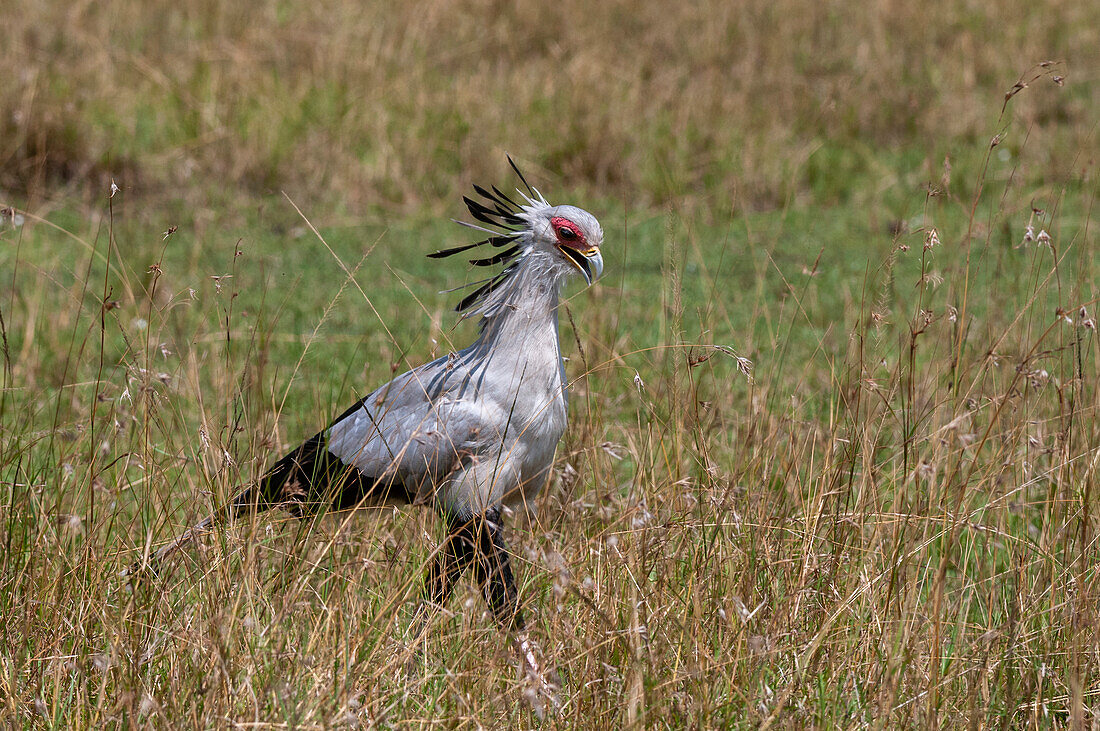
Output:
[{"xmin": 550, "ymin": 216, "xmax": 589, "ymax": 250}]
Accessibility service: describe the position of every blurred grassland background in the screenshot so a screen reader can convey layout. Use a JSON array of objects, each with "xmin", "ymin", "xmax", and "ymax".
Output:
[{"xmin": 1, "ymin": 0, "xmax": 1099, "ymax": 727}]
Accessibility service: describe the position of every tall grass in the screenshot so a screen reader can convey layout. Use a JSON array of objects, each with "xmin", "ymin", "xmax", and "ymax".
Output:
[
  {"xmin": 1, "ymin": 0, "xmax": 1095, "ymax": 214},
  {"xmin": 2, "ymin": 1, "xmax": 1099, "ymax": 728}
]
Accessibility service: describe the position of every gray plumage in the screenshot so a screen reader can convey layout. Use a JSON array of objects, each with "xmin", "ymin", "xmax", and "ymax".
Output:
[
  {"xmin": 135, "ymin": 164, "xmax": 603, "ymax": 678},
  {"xmin": 328, "ymin": 206, "xmax": 602, "ymax": 520}
]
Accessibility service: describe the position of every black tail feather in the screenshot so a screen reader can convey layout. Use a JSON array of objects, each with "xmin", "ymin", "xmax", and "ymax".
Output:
[{"xmin": 134, "ymin": 432, "xmax": 410, "ymax": 572}]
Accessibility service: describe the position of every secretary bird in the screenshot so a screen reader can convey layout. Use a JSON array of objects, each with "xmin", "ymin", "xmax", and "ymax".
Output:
[{"xmin": 134, "ymin": 159, "xmax": 602, "ymax": 688}]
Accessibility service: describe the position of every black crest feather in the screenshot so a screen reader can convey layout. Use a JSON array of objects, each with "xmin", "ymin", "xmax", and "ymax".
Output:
[
  {"xmin": 431, "ymin": 158, "xmax": 541, "ymax": 312},
  {"xmin": 468, "ymin": 246, "xmax": 520, "ymax": 267}
]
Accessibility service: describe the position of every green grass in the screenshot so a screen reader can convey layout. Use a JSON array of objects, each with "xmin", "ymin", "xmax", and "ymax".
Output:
[
  {"xmin": 4, "ymin": 123, "xmax": 1098, "ymax": 726},
  {"xmin": 2, "ymin": 2, "xmax": 1099, "ymax": 726}
]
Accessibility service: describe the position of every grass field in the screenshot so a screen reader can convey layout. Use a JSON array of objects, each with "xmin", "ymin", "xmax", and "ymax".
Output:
[{"xmin": 2, "ymin": 0, "xmax": 1099, "ymax": 727}]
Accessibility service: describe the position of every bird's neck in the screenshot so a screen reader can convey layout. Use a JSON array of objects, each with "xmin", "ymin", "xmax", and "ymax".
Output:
[
  {"xmin": 474, "ymin": 266, "xmax": 563, "ymax": 351},
  {"xmin": 463, "ymin": 260, "xmax": 571, "ymax": 418}
]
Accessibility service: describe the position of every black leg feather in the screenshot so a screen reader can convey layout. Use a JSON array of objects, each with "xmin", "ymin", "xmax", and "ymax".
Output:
[
  {"xmin": 420, "ymin": 519, "xmax": 480, "ymax": 612},
  {"xmin": 411, "ymin": 508, "xmax": 524, "ymax": 634},
  {"xmin": 472, "ymin": 509, "xmax": 525, "ymax": 630}
]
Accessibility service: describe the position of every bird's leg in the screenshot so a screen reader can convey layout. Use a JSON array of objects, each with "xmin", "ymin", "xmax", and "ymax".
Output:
[
  {"xmin": 472, "ymin": 509, "xmax": 560, "ymax": 714},
  {"xmin": 410, "ymin": 508, "xmax": 520, "ymax": 636},
  {"xmin": 406, "ymin": 510, "xmax": 559, "ymax": 712},
  {"xmin": 471, "ymin": 508, "xmax": 523, "ymax": 630},
  {"xmin": 407, "ymin": 516, "xmax": 479, "ymax": 645}
]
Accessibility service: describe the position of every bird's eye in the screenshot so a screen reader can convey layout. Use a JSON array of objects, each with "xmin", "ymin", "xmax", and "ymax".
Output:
[{"xmin": 557, "ymin": 226, "xmax": 577, "ymax": 241}]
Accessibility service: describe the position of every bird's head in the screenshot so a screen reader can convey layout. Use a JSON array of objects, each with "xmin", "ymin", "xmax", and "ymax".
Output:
[
  {"xmin": 429, "ymin": 158, "xmax": 604, "ymax": 313},
  {"xmin": 521, "ymin": 204, "xmax": 604, "ymax": 286}
]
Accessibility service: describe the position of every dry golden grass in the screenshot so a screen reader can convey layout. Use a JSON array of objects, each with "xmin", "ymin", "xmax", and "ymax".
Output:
[
  {"xmin": 1, "ymin": 0, "xmax": 1096, "ymax": 213},
  {"xmin": 1, "ymin": 0, "xmax": 1099, "ymax": 728}
]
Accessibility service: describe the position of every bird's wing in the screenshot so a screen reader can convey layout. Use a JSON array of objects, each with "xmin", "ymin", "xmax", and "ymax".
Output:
[{"xmin": 324, "ymin": 354, "xmax": 505, "ymax": 500}]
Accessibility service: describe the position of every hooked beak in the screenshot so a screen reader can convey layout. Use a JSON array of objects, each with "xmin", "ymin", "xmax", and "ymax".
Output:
[{"xmin": 559, "ymin": 245, "xmax": 603, "ymax": 285}]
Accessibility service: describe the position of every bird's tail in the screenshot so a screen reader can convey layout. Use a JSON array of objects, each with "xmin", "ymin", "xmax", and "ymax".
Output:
[
  {"xmin": 128, "ymin": 430, "xmax": 393, "ymax": 576},
  {"xmin": 130, "ymin": 431, "xmax": 329, "ymax": 574}
]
